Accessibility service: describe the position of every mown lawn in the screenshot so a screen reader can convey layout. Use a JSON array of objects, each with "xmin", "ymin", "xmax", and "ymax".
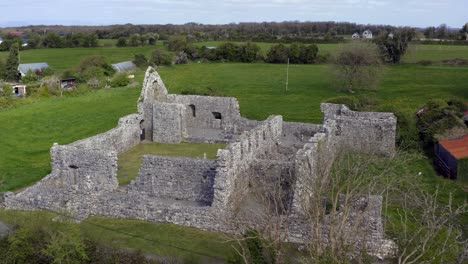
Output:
[
  {"xmin": 117, "ymin": 143, "xmax": 225, "ymax": 185},
  {"xmin": 0, "ymin": 210, "xmax": 236, "ymax": 263}
]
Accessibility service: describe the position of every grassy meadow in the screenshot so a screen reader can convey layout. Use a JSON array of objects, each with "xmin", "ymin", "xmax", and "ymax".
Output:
[
  {"xmin": 0, "ymin": 210, "xmax": 236, "ymax": 263},
  {"xmin": 1, "ymin": 62, "xmax": 466, "ymax": 191},
  {"xmin": 0, "ymin": 87, "xmax": 140, "ymax": 191},
  {"xmin": 0, "ymin": 42, "xmax": 467, "ymax": 262}
]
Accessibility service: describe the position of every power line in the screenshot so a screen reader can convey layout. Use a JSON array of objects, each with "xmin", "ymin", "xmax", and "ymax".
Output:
[{"xmin": 3, "ymin": 197, "xmax": 231, "ymax": 262}]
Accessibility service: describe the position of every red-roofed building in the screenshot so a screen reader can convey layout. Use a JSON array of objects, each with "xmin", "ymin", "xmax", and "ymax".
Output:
[
  {"xmin": 9, "ymin": 31, "xmax": 25, "ymax": 36},
  {"xmin": 434, "ymin": 135, "xmax": 468, "ymax": 181}
]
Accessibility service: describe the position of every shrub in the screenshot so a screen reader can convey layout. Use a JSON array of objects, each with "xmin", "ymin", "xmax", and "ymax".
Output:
[
  {"xmin": 74, "ymin": 55, "xmax": 115, "ymax": 80},
  {"xmin": 416, "ymin": 98, "xmax": 467, "ymax": 145},
  {"xmin": 0, "ymin": 84, "xmax": 13, "ymax": 97},
  {"xmin": 325, "ymin": 96, "xmax": 360, "ymax": 110},
  {"xmin": 417, "ymin": 60, "xmax": 433, "ymax": 66},
  {"xmin": 133, "ymin": 54, "xmax": 148, "ymax": 68},
  {"xmin": 324, "ymin": 95, "xmax": 378, "ymax": 111},
  {"xmin": 150, "ymin": 48, "xmax": 173, "ymax": 66},
  {"xmin": 86, "ymin": 78, "xmax": 102, "ymax": 89},
  {"xmin": 378, "ymin": 104, "xmax": 421, "ymax": 150},
  {"xmin": 174, "ymin": 51, "xmax": 189, "ymax": 64},
  {"xmin": 42, "ymin": 75, "xmax": 61, "ymax": 96},
  {"xmin": 110, "ymin": 73, "xmax": 130, "ymax": 87},
  {"xmin": 22, "ymin": 70, "xmax": 40, "ymax": 83}
]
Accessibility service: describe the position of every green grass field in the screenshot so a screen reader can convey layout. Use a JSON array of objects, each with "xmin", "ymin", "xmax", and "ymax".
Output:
[
  {"xmin": 0, "ymin": 210, "xmax": 236, "ymax": 263},
  {"xmin": 0, "ymin": 62, "xmax": 467, "ymax": 191},
  {"xmin": 117, "ymin": 143, "xmax": 225, "ymax": 185},
  {"xmin": 0, "ymin": 43, "xmax": 164, "ymax": 71},
  {"xmin": 158, "ymin": 63, "xmax": 468, "ymax": 122},
  {"xmin": 0, "ymin": 87, "xmax": 141, "ymax": 191},
  {"xmin": 404, "ymin": 44, "xmax": 468, "ymax": 63}
]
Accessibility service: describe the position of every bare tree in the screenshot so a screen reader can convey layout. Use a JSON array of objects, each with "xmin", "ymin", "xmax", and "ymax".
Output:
[
  {"xmin": 329, "ymin": 41, "xmax": 384, "ymax": 93},
  {"xmin": 223, "ymin": 169, "xmax": 294, "ymax": 264}
]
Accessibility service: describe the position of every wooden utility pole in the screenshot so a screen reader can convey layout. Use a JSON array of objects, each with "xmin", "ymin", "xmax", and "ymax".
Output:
[{"xmin": 285, "ymin": 58, "xmax": 290, "ymax": 92}]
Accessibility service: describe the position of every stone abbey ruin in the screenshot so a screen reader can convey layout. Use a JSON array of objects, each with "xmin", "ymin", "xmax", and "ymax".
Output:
[{"xmin": 1, "ymin": 67, "xmax": 397, "ymax": 257}]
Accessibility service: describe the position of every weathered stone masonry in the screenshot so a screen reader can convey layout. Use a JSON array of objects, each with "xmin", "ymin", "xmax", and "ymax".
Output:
[{"xmin": 1, "ymin": 67, "xmax": 397, "ymax": 258}]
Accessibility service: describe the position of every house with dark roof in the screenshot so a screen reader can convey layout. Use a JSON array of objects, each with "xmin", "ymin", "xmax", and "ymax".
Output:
[
  {"xmin": 434, "ymin": 135, "xmax": 468, "ymax": 182},
  {"xmin": 18, "ymin": 63, "xmax": 49, "ymax": 77},
  {"xmin": 112, "ymin": 61, "xmax": 137, "ymax": 73}
]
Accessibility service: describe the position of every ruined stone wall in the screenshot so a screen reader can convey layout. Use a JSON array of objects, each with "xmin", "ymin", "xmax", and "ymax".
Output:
[
  {"xmin": 137, "ymin": 67, "xmax": 169, "ymax": 142},
  {"xmin": 321, "ymin": 103, "xmax": 396, "ymax": 157},
  {"xmin": 282, "ymin": 121, "xmax": 322, "ymax": 144},
  {"xmin": 3, "ymin": 144, "xmax": 118, "ymax": 218},
  {"xmin": 167, "ymin": 95, "xmax": 241, "ymax": 130},
  {"xmin": 212, "ymin": 115, "xmax": 283, "ymax": 211},
  {"xmin": 70, "ymin": 114, "xmax": 141, "ymax": 153},
  {"xmin": 128, "ymin": 156, "xmax": 216, "ymax": 205},
  {"xmin": 152, "ymin": 103, "xmax": 187, "ymax": 144}
]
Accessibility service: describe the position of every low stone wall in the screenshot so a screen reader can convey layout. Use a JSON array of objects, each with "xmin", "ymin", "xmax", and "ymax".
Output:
[
  {"xmin": 70, "ymin": 114, "xmax": 141, "ymax": 153},
  {"xmin": 128, "ymin": 155, "xmax": 217, "ymax": 205},
  {"xmin": 212, "ymin": 115, "xmax": 283, "ymax": 211}
]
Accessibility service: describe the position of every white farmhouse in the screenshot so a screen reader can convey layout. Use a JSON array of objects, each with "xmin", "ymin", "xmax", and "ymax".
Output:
[
  {"xmin": 362, "ymin": 30, "xmax": 373, "ymax": 39},
  {"xmin": 352, "ymin": 32, "xmax": 360, "ymax": 39}
]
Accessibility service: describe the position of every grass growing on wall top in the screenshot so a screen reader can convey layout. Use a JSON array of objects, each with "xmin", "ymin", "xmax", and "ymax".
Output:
[{"xmin": 117, "ymin": 143, "xmax": 225, "ymax": 185}]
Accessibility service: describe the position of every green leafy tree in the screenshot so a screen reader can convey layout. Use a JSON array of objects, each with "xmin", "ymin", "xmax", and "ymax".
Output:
[
  {"xmin": 139, "ymin": 35, "xmax": 147, "ymax": 46},
  {"xmin": 266, "ymin": 44, "xmax": 289, "ymax": 63},
  {"xmin": 375, "ymin": 29, "xmax": 415, "ymax": 64},
  {"xmin": 146, "ymin": 33, "xmax": 159, "ymax": 45},
  {"xmin": 5, "ymin": 43, "xmax": 20, "ymax": 81},
  {"xmin": 288, "ymin": 43, "xmax": 302, "ymax": 63},
  {"xmin": 460, "ymin": 22, "xmax": 468, "ymax": 40},
  {"xmin": 168, "ymin": 35, "xmax": 189, "ymax": 52},
  {"xmin": 42, "ymin": 32, "xmax": 64, "ymax": 48},
  {"xmin": 300, "ymin": 44, "xmax": 319, "ymax": 64},
  {"xmin": 216, "ymin": 42, "xmax": 240, "ymax": 61},
  {"xmin": 238, "ymin": 42, "xmax": 261, "ymax": 63},
  {"xmin": 0, "ymin": 59, "xmax": 6, "ymax": 80},
  {"xmin": 82, "ymin": 33, "xmax": 99, "ymax": 47},
  {"xmin": 116, "ymin": 37, "xmax": 127, "ymax": 47},
  {"xmin": 150, "ymin": 48, "xmax": 173, "ymax": 66},
  {"xmin": 128, "ymin": 34, "xmax": 140, "ymax": 47},
  {"xmin": 43, "ymin": 224, "xmax": 89, "ymax": 264},
  {"xmin": 133, "ymin": 54, "xmax": 148, "ymax": 68}
]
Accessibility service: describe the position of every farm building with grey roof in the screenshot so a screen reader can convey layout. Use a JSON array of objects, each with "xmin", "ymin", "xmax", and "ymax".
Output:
[{"xmin": 18, "ymin": 63, "xmax": 49, "ymax": 77}]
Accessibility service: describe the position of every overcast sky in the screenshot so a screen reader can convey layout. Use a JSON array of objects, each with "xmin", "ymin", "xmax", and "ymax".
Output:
[{"xmin": 0, "ymin": 0, "xmax": 466, "ymax": 28}]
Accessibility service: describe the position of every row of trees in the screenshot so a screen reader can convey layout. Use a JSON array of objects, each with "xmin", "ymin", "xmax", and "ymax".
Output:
[
  {"xmin": 116, "ymin": 33, "xmax": 159, "ymax": 47},
  {"xmin": 0, "ymin": 32, "xmax": 99, "ymax": 51},
  {"xmin": 139, "ymin": 41, "xmax": 321, "ymax": 66}
]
